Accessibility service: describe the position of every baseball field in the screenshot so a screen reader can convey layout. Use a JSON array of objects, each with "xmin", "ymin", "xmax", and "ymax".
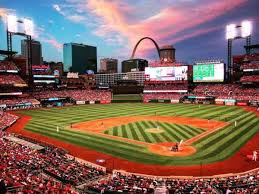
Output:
[{"xmin": 11, "ymin": 103, "xmax": 258, "ymax": 168}]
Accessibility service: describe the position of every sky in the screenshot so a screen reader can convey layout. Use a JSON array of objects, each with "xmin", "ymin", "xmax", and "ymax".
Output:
[{"xmin": 0, "ymin": 0, "xmax": 259, "ymax": 71}]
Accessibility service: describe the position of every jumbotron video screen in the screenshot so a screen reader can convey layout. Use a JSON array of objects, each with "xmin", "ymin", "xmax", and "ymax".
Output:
[
  {"xmin": 193, "ymin": 63, "xmax": 224, "ymax": 82},
  {"xmin": 145, "ymin": 66, "xmax": 188, "ymax": 81}
]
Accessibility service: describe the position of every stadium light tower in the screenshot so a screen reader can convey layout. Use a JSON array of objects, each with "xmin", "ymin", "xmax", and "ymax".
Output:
[
  {"xmin": 226, "ymin": 21, "xmax": 252, "ymax": 81},
  {"xmin": 6, "ymin": 15, "xmax": 34, "ymax": 86}
]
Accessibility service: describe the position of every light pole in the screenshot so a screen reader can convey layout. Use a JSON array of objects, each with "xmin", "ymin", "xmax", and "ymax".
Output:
[{"xmin": 226, "ymin": 21, "xmax": 252, "ymax": 81}]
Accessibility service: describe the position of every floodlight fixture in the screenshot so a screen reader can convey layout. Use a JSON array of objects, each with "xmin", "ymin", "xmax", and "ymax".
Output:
[
  {"xmin": 241, "ymin": 20, "xmax": 252, "ymax": 38},
  {"xmin": 7, "ymin": 15, "xmax": 18, "ymax": 33},
  {"xmin": 23, "ymin": 18, "xmax": 34, "ymax": 36},
  {"xmin": 226, "ymin": 24, "xmax": 236, "ymax": 40}
]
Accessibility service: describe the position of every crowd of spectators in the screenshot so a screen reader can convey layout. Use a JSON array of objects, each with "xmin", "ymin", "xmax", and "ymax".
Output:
[
  {"xmin": 0, "ymin": 74, "xmax": 26, "ymax": 85},
  {"xmin": 0, "ymin": 112, "xmax": 19, "ymax": 130},
  {"xmin": 149, "ymin": 62, "xmax": 187, "ymax": 67},
  {"xmin": 87, "ymin": 171, "xmax": 259, "ymax": 194},
  {"xmin": 33, "ymin": 89, "xmax": 112, "ymax": 101},
  {"xmin": 143, "ymin": 84, "xmax": 259, "ymax": 101},
  {"xmin": 143, "ymin": 83, "xmax": 188, "ymax": 101},
  {"xmin": 240, "ymin": 75, "xmax": 259, "ymax": 83},
  {"xmin": 144, "ymin": 84, "xmax": 188, "ymax": 91},
  {"xmin": 143, "ymin": 93, "xmax": 184, "ymax": 101},
  {"xmin": 241, "ymin": 63, "xmax": 259, "ymax": 70},
  {"xmin": 191, "ymin": 84, "xmax": 259, "ymax": 101},
  {"xmin": 0, "ymin": 132, "xmax": 106, "ymax": 193},
  {"xmin": 0, "ymin": 98, "xmax": 39, "ymax": 106},
  {"xmin": 0, "ymin": 61, "xmax": 19, "ymax": 72},
  {"xmin": 44, "ymin": 153, "xmax": 105, "ymax": 186}
]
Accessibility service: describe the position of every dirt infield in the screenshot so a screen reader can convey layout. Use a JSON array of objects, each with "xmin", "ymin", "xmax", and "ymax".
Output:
[
  {"xmin": 149, "ymin": 143, "xmax": 197, "ymax": 156},
  {"xmin": 72, "ymin": 115, "xmax": 228, "ymax": 156},
  {"xmin": 7, "ymin": 112, "xmax": 259, "ymax": 176}
]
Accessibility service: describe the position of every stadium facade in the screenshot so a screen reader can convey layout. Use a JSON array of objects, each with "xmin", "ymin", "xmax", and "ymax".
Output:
[{"xmin": 121, "ymin": 58, "xmax": 148, "ymax": 72}]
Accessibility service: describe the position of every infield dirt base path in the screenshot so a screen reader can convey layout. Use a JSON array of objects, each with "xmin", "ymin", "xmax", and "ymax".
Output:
[
  {"xmin": 7, "ymin": 112, "xmax": 259, "ymax": 176},
  {"xmin": 72, "ymin": 115, "xmax": 228, "ymax": 156}
]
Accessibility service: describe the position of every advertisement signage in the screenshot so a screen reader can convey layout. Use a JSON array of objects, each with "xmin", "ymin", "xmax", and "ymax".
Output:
[
  {"xmin": 76, "ymin": 101, "xmax": 85, "ymax": 105},
  {"xmin": 193, "ymin": 63, "xmax": 224, "ymax": 82},
  {"xmin": 145, "ymin": 66, "xmax": 188, "ymax": 81},
  {"xmin": 171, "ymin": 99, "xmax": 179, "ymax": 103}
]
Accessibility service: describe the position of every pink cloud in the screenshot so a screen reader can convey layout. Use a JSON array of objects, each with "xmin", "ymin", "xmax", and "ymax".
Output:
[
  {"xmin": 44, "ymin": 38, "xmax": 62, "ymax": 50},
  {"xmin": 0, "ymin": 8, "xmax": 15, "ymax": 22},
  {"xmin": 41, "ymin": 35, "xmax": 63, "ymax": 52},
  {"xmin": 60, "ymin": 0, "xmax": 248, "ymax": 58},
  {"xmin": 84, "ymin": 0, "xmax": 247, "ymax": 49}
]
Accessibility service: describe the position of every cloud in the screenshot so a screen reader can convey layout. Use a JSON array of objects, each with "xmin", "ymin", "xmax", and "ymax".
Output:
[
  {"xmin": 75, "ymin": 33, "xmax": 80, "ymax": 37},
  {"xmin": 52, "ymin": 4, "xmax": 66, "ymax": 16},
  {"xmin": 66, "ymin": 14, "xmax": 86, "ymax": 23},
  {"xmin": 0, "ymin": 8, "xmax": 15, "ymax": 22},
  {"xmin": 89, "ymin": 0, "xmax": 248, "ymax": 56},
  {"xmin": 56, "ymin": 0, "xmax": 248, "ymax": 58},
  {"xmin": 53, "ymin": 4, "xmax": 61, "ymax": 12},
  {"xmin": 42, "ymin": 37, "xmax": 63, "ymax": 52}
]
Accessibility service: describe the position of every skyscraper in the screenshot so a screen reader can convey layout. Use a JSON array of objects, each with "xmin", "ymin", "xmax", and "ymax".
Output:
[
  {"xmin": 63, "ymin": 43, "xmax": 97, "ymax": 74},
  {"xmin": 21, "ymin": 39, "xmax": 43, "ymax": 66}
]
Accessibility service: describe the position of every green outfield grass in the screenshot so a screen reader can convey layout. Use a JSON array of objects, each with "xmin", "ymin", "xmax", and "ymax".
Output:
[{"xmin": 18, "ymin": 103, "xmax": 259, "ymax": 166}]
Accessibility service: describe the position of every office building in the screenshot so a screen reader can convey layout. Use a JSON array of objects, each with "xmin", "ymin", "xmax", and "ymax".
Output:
[
  {"xmin": 21, "ymin": 39, "xmax": 43, "ymax": 67},
  {"xmin": 100, "ymin": 58, "xmax": 118, "ymax": 73},
  {"xmin": 63, "ymin": 43, "xmax": 97, "ymax": 74}
]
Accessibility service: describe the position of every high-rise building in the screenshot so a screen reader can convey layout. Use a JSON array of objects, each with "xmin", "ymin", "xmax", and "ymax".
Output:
[
  {"xmin": 21, "ymin": 39, "xmax": 43, "ymax": 67},
  {"xmin": 100, "ymin": 58, "xmax": 118, "ymax": 73},
  {"xmin": 63, "ymin": 43, "xmax": 97, "ymax": 74},
  {"xmin": 121, "ymin": 59, "xmax": 148, "ymax": 73},
  {"xmin": 159, "ymin": 45, "xmax": 176, "ymax": 63}
]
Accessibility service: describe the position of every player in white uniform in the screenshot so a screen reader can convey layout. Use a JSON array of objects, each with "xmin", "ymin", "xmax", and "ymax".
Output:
[{"xmin": 252, "ymin": 150, "xmax": 257, "ymax": 161}]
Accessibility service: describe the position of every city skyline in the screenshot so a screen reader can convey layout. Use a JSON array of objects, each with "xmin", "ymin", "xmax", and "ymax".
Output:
[{"xmin": 0, "ymin": 0, "xmax": 259, "ymax": 67}]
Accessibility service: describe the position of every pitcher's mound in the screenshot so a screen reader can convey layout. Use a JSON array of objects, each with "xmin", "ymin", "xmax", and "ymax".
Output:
[
  {"xmin": 146, "ymin": 128, "xmax": 164, "ymax": 134},
  {"xmin": 149, "ymin": 143, "xmax": 196, "ymax": 156}
]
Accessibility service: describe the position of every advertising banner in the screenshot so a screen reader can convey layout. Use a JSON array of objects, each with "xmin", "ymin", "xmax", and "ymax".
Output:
[
  {"xmin": 171, "ymin": 99, "xmax": 179, "ymax": 103},
  {"xmin": 76, "ymin": 101, "xmax": 85, "ymax": 105},
  {"xmin": 145, "ymin": 66, "xmax": 188, "ymax": 81}
]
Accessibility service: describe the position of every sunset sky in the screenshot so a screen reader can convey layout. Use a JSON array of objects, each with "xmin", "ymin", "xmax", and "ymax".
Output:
[{"xmin": 0, "ymin": 0, "xmax": 259, "ymax": 70}]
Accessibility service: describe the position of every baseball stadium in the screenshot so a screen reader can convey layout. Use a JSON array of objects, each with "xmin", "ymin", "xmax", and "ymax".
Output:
[{"xmin": 0, "ymin": 3, "xmax": 259, "ymax": 194}]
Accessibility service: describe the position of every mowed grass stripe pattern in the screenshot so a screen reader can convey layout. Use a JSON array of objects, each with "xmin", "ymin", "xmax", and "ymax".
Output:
[
  {"xmin": 104, "ymin": 121, "xmax": 204, "ymax": 143},
  {"xmin": 19, "ymin": 103, "xmax": 259, "ymax": 166}
]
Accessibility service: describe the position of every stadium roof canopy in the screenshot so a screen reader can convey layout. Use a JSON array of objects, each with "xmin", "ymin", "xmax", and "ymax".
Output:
[{"xmin": 0, "ymin": 50, "xmax": 17, "ymax": 56}]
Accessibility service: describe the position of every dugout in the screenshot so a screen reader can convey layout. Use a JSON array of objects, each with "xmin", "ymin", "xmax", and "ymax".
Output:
[{"xmin": 39, "ymin": 97, "xmax": 71, "ymax": 107}]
